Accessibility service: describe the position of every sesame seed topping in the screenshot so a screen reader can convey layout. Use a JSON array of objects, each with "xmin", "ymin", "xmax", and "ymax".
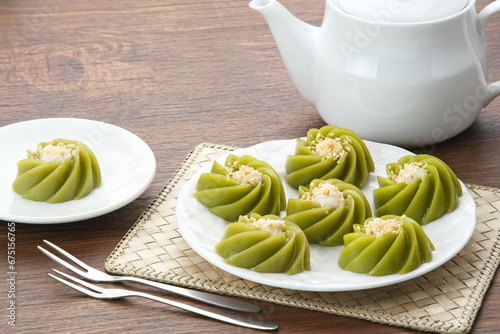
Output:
[
  {"xmin": 392, "ymin": 162, "xmax": 428, "ymax": 184},
  {"xmin": 365, "ymin": 217, "xmax": 403, "ymax": 238},
  {"xmin": 311, "ymin": 136, "xmax": 348, "ymax": 160},
  {"xmin": 248, "ymin": 217, "xmax": 286, "ymax": 234},
  {"xmin": 225, "ymin": 163, "xmax": 262, "ymax": 187},
  {"xmin": 35, "ymin": 141, "xmax": 77, "ymax": 162},
  {"xmin": 301, "ymin": 180, "xmax": 345, "ymax": 209}
]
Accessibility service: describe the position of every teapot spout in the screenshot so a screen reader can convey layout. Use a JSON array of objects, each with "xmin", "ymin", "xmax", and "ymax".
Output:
[{"xmin": 250, "ymin": 0, "xmax": 319, "ymax": 104}]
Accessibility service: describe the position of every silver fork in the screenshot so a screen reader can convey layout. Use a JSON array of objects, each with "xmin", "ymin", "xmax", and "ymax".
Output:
[
  {"xmin": 38, "ymin": 240, "xmax": 260, "ymax": 314},
  {"xmin": 48, "ymin": 270, "xmax": 278, "ymax": 331}
]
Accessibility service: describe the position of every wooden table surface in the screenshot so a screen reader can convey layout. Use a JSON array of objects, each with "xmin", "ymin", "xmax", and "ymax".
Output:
[{"xmin": 1, "ymin": 0, "xmax": 500, "ymax": 333}]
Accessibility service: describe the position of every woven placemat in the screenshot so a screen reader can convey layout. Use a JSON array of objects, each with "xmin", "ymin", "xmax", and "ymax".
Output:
[{"xmin": 105, "ymin": 143, "xmax": 500, "ymax": 334}]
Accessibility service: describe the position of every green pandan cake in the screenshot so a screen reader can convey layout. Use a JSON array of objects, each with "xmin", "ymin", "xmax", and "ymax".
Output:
[
  {"xmin": 285, "ymin": 125, "xmax": 374, "ymax": 189},
  {"xmin": 194, "ymin": 154, "xmax": 286, "ymax": 222},
  {"xmin": 373, "ymin": 154, "xmax": 462, "ymax": 225},
  {"xmin": 338, "ymin": 215, "xmax": 435, "ymax": 276},
  {"xmin": 12, "ymin": 139, "xmax": 101, "ymax": 203},
  {"xmin": 284, "ymin": 179, "xmax": 371, "ymax": 246},
  {"xmin": 214, "ymin": 213, "xmax": 310, "ymax": 275}
]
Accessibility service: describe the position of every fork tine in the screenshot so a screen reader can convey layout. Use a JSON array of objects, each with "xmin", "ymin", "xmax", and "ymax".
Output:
[
  {"xmin": 48, "ymin": 272, "xmax": 101, "ymax": 298},
  {"xmin": 49, "ymin": 272, "xmax": 278, "ymax": 330},
  {"xmin": 38, "ymin": 246, "xmax": 87, "ymax": 277},
  {"xmin": 42, "ymin": 240, "xmax": 91, "ymax": 271},
  {"xmin": 51, "ymin": 269, "xmax": 103, "ymax": 294}
]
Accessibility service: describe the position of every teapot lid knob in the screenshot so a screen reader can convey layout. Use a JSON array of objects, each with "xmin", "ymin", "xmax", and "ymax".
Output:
[{"xmin": 337, "ymin": 0, "xmax": 468, "ymax": 23}]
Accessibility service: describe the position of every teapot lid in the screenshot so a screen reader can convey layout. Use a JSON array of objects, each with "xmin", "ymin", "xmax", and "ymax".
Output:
[{"xmin": 337, "ymin": 0, "xmax": 468, "ymax": 23}]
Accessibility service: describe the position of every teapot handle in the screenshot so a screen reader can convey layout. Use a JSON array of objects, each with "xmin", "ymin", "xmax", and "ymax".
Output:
[
  {"xmin": 478, "ymin": 1, "xmax": 500, "ymax": 106},
  {"xmin": 477, "ymin": 1, "xmax": 500, "ymax": 38}
]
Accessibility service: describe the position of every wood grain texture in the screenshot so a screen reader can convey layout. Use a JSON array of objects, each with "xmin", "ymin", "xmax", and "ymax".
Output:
[{"xmin": 0, "ymin": 0, "xmax": 499, "ymax": 333}]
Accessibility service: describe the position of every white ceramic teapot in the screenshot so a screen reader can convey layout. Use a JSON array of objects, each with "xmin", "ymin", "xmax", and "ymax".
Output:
[{"xmin": 250, "ymin": 0, "xmax": 500, "ymax": 146}]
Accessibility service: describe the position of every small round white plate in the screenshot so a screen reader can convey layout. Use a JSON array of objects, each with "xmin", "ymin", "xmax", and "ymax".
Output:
[
  {"xmin": 176, "ymin": 139, "xmax": 476, "ymax": 291},
  {"xmin": 0, "ymin": 118, "xmax": 156, "ymax": 224}
]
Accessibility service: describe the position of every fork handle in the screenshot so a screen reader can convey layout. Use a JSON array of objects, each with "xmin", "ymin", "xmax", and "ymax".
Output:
[
  {"xmin": 131, "ymin": 290, "xmax": 278, "ymax": 331},
  {"xmin": 121, "ymin": 275, "xmax": 261, "ymax": 313}
]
